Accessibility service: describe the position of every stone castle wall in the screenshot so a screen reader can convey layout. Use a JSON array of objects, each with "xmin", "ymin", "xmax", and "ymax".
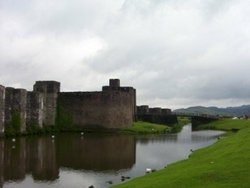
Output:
[
  {"xmin": 26, "ymin": 92, "xmax": 43, "ymax": 128},
  {"xmin": 137, "ymin": 105, "xmax": 177, "ymax": 125},
  {"xmin": 58, "ymin": 80, "xmax": 136, "ymax": 129},
  {"xmin": 33, "ymin": 81, "xmax": 60, "ymax": 126},
  {"xmin": 0, "ymin": 85, "xmax": 5, "ymax": 135},
  {"xmin": 5, "ymin": 88, "xmax": 27, "ymax": 133},
  {"xmin": 0, "ymin": 79, "xmax": 136, "ymax": 135}
]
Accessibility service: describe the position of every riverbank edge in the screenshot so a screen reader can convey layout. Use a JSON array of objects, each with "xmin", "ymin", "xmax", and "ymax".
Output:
[
  {"xmin": 112, "ymin": 119, "xmax": 250, "ymax": 188},
  {"xmin": 1, "ymin": 121, "xmax": 169, "ymax": 137},
  {"xmin": 2, "ymin": 117, "xmax": 190, "ymax": 137}
]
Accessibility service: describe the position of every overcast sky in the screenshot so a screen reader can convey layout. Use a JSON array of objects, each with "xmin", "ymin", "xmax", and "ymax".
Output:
[{"xmin": 1, "ymin": 0, "xmax": 250, "ymax": 109}]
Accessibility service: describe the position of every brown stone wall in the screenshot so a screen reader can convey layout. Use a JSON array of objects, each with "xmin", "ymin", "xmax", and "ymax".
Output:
[
  {"xmin": 109, "ymin": 79, "xmax": 120, "ymax": 88},
  {"xmin": 33, "ymin": 81, "xmax": 60, "ymax": 126},
  {"xmin": 58, "ymin": 89, "xmax": 135, "ymax": 128},
  {"xmin": 0, "ymin": 85, "xmax": 5, "ymax": 135},
  {"xmin": 1, "ymin": 79, "xmax": 135, "ymax": 132},
  {"xmin": 102, "ymin": 85, "xmax": 136, "ymax": 122},
  {"xmin": 149, "ymin": 107, "xmax": 162, "ymax": 115},
  {"xmin": 137, "ymin": 105, "xmax": 177, "ymax": 125},
  {"xmin": 5, "ymin": 88, "xmax": 27, "ymax": 133},
  {"xmin": 137, "ymin": 105, "xmax": 149, "ymax": 115},
  {"xmin": 4, "ymin": 87, "xmax": 14, "ymax": 128},
  {"xmin": 26, "ymin": 92, "xmax": 43, "ymax": 128},
  {"xmin": 162, "ymin": 108, "xmax": 171, "ymax": 115}
]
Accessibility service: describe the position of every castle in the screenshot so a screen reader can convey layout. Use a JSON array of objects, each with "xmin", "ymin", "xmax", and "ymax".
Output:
[{"xmin": 0, "ymin": 79, "xmax": 136, "ymax": 135}]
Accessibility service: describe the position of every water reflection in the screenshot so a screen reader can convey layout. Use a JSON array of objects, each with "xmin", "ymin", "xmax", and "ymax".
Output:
[
  {"xmin": 29, "ymin": 137, "xmax": 59, "ymax": 181},
  {"xmin": 0, "ymin": 140, "xmax": 4, "ymax": 188},
  {"xmin": 4, "ymin": 138, "xmax": 26, "ymax": 182},
  {"xmin": 57, "ymin": 134, "xmax": 135, "ymax": 171},
  {"xmin": 0, "ymin": 134, "xmax": 135, "ymax": 186},
  {"xmin": 0, "ymin": 125, "xmax": 224, "ymax": 188},
  {"xmin": 136, "ymin": 134, "xmax": 177, "ymax": 145}
]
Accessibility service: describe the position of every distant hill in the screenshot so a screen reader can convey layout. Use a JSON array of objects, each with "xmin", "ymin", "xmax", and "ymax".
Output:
[{"xmin": 174, "ymin": 105, "xmax": 250, "ymax": 117}]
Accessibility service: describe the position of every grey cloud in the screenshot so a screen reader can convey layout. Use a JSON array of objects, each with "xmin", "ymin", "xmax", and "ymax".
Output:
[{"xmin": 0, "ymin": 0, "xmax": 250, "ymax": 109}]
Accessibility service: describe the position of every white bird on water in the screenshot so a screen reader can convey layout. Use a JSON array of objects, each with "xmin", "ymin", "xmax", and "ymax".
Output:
[
  {"xmin": 12, "ymin": 138, "xmax": 16, "ymax": 142},
  {"xmin": 51, "ymin": 135, "xmax": 55, "ymax": 139}
]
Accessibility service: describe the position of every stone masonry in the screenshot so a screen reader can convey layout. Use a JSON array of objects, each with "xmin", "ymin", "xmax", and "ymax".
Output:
[
  {"xmin": 33, "ymin": 81, "xmax": 60, "ymax": 126},
  {"xmin": 0, "ymin": 79, "xmax": 136, "ymax": 135},
  {"xmin": 5, "ymin": 88, "xmax": 27, "ymax": 133},
  {"xmin": 26, "ymin": 92, "xmax": 43, "ymax": 128},
  {"xmin": 137, "ymin": 105, "xmax": 177, "ymax": 126},
  {"xmin": 0, "ymin": 85, "xmax": 5, "ymax": 135},
  {"xmin": 58, "ymin": 79, "xmax": 136, "ymax": 129}
]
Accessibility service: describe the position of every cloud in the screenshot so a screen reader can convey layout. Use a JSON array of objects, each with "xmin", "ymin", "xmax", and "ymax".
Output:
[{"xmin": 0, "ymin": 0, "xmax": 250, "ymax": 109}]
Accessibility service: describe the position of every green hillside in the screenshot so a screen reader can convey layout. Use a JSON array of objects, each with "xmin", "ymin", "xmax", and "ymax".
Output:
[{"xmin": 174, "ymin": 105, "xmax": 250, "ymax": 117}]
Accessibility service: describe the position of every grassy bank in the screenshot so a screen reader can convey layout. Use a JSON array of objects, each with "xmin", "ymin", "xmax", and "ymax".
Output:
[
  {"xmin": 199, "ymin": 118, "xmax": 250, "ymax": 131},
  {"xmin": 4, "ymin": 121, "xmax": 170, "ymax": 137},
  {"xmin": 112, "ymin": 119, "xmax": 250, "ymax": 188},
  {"xmin": 120, "ymin": 121, "xmax": 170, "ymax": 134}
]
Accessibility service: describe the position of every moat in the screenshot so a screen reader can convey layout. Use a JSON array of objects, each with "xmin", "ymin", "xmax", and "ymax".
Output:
[{"xmin": 0, "ymin": 125, "xmax": 224, "ymax": 188}]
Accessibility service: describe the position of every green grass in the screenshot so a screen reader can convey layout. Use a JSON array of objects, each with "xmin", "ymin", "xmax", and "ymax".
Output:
[
  {"xmin": 120, "ymin": 121, "xmax": 170, "ymax": 134},
  {"xmin": 112, "ymin": 119, "xmax": 250, "ymax": 188},
  {"xmin": 201, "ymin": 118, "xmax": 250, "ymax": 131}
]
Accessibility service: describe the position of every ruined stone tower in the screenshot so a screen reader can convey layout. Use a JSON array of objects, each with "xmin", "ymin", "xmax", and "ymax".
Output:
[{"xmin": 33, "ymin": 81, "xmax": 60, "ymax": 126}]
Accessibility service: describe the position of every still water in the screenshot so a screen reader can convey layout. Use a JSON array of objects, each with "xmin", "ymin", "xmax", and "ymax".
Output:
[{"xmin": 0, "ymin": 125, "xmax": 224, "ymax": 188}]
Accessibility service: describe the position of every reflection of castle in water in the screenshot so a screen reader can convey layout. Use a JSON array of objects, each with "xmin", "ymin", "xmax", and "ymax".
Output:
[
  {"xmin": 57, "ymin": 134, "xmax": 136, "ymax": 171},
  {"xmin": 27, "ymin": 137, "xmax": 59, "ymax": 181},
  {"xmin": 136, "ymin": 134, "xmax": 178, "ymax": 145},
  {"xmin": 0, "ymin": 140, "xmax": 4, "ymax": 188},
  {"xmin": 0, "ymin": 134, "xmax": 135, "ymax": 185}
]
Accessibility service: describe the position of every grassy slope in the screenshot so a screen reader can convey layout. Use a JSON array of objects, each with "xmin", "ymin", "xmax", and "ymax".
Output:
[
  {"xmin": 120, "ymin": 121, "xmax": 170, "ymax": 134},
  {"xmin": 202, "ymin": 119, "xmax": 250, "ymax": 131},
  {"xmin": 112, "ymin": 119, "xmax": 250, "ymax": 188}
]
